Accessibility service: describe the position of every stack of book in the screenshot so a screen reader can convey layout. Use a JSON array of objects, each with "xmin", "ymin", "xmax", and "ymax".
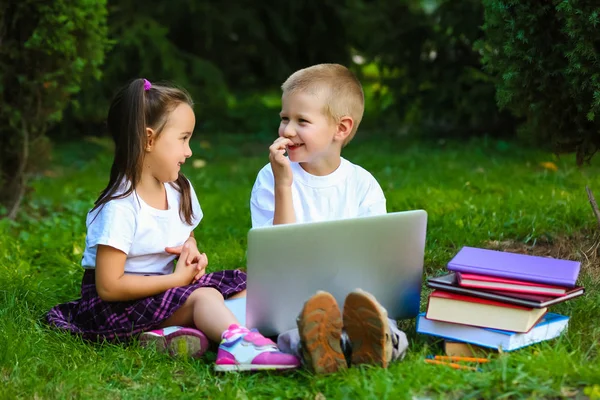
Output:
[{"xmin": 417, "ymin": 247, "xmax": 584, "ymax": 354}]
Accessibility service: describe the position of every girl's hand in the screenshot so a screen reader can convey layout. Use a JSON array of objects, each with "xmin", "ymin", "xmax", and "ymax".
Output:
[
  {"xmin": 192, "ymin": 253, "xmax": 208, "ymax": 283},
  {"xmin": 173, "ymin": 243, "xmax": 198, "ymax": 285},
  {"xmin": 269, "ymin": 137, "xmax": 294, "ymax": 187},
  {"xmin": 166, "ymin": 238, "xmax": 208, "ymax": 284},
  {"xmin": 166, "ymin": 237, "xmax": 201, "ymax": 266}
]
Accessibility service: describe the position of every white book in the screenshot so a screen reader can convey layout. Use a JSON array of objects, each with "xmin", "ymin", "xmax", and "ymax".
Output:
[{"xmin": 416, "ymin": 312, "xmax": 569, "ymax": 351}]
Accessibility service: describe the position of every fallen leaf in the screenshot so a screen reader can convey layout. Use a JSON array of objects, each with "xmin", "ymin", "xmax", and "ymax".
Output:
[
  {"xmin": 539, "ymin": 161, "xmax": 558, "ymax": 171},
  {"xmin": 560, "ymin": 387, "xmax": 579, "ymax": 398}
]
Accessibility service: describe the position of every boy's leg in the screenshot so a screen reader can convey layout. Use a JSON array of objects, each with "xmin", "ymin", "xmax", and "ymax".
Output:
[
  {"xmin": 337, "ymin": 319, "xmax": 408, "ymax": 365},
  {"xmin": 343, "ymin": 289, "xmax": 409, "ymax": 368},
  {"xmin": 296, "ymin": 291, "xmax": 347, "ymax": 374},
  {"xmin": 277, "ymin": 328, "xmax": 302, "ymax": 358},
  {"xmin": 388, "ymin": 318, "xmax": 409, "ymax": 361},
  {"xmin": 277, "ymin": 328, "xmax": 353, "ymax": 367}
]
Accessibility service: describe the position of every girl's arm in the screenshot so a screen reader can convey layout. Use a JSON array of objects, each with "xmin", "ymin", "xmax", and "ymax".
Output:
[{"xmin": 95, "ymin": 244, "xmax": 194, "ymax": 302}]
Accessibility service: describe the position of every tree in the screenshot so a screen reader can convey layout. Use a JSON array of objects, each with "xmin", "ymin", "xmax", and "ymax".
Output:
[
  {"xmin": 0, "ymin": 0, "xmax": 111, "ymax": 218},
  {"xmin": 345, "ymin": 0, "xmax": 514, "ymax": 137},
  {"xmin": 479, "ymin": 0, "xmax": 600, "ymax": 164}
]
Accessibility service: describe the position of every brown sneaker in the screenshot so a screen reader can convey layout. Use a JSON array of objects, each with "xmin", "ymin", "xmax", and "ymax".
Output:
[
  {"xmin": 297, "ymin": 291, "xmax": 347, "ymax": 374},
  {"xmin": 343, "ymin": 289, "xmax": 392, "ymax": 368}
]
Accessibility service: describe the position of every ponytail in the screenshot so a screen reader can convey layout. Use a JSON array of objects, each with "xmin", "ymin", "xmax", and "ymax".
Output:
[{"xmin": 92, "ymin": 79, "xmax": 196, "ymax": 225}]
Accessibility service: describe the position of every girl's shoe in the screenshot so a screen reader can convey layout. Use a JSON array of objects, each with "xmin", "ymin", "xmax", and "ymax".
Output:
[
  {"xmin": 296, "ymin": 291, "xmax": 348, "ymax": 374},
  {"xmin": 215, "ymin": 324, "xmax": 300, "ymax": 372},
  {"xmin": 343, "ymin": 289, "xmax": 392, "ymax": 368},
  {"xmin": 139, "ymin": 326, "xmax": 209, "ymax": 359}
]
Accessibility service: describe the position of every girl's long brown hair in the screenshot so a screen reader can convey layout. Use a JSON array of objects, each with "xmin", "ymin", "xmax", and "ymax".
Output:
[{"xmin": 92, "ymin": 79, "xmax": 195, "ymax": 225}]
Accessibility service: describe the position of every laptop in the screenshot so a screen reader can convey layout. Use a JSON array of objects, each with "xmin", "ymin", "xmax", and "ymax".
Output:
[{"xmin": 246, "ymin": 210, "xmax": 427, "ymax": 336}]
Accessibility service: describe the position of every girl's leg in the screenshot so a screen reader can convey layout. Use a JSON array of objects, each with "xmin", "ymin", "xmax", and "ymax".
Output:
[
  {"xmin": 229, "ymin": 289, "xmax": 246, "ymax": 299},
  {"xmin": 159, "ymin": 287, "xmax": 237, "ymax": 341},
  {"xmin": 160, "ymin": 287, "xmax": 300, "ymax": 371}
]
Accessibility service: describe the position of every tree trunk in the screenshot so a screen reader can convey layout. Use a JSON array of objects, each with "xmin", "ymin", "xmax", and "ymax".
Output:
[
  {"xmin": 586, "ymin": 186, "xmax": 600, "ymax": 229},
  {"xmin": 0, "ymin": 121, "xmax": 29, "ymax": 219}
]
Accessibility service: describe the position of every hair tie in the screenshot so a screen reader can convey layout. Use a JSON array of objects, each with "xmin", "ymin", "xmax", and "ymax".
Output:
[{"xmin": 143, "ymin": 79, "xmax": 152, "ymax": 91}]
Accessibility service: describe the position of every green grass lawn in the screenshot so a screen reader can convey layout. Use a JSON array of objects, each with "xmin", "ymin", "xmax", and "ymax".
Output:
[{"xmin": 1, "ymin": 135, "xmax": 600, "ymax": 399}]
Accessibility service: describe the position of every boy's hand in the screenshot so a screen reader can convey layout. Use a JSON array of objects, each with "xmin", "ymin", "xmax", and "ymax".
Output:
[{"xmin": 269, "ymin": 137, "xmax": 294, "ymax": 187}]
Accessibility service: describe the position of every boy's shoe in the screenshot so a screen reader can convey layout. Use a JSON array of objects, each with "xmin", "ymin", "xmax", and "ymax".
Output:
[
  {"xmin": 297, "ymin": 291, "xmax": 347, "ymax": 374},
  {"xmin": 139, "ymin": 326, "xmax": 209, "ymax": 359},
  {"xmin": 343, "ymin": 289, "xmax": 393, "ymax": 368},
  {"xmin": 215, "ymin": 324, "xmax": 300, "ymax": 372}
]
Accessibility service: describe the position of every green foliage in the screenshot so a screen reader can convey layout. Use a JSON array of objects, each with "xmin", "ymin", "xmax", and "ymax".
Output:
[
  {"xmin": 0, "ymin": 0, "xmax": 111, "ymax": 214},
  {"xmin": 478, "ymin": 0, "xmax": 600, "ymax": 164},
  {"xmin": 1, "ymin": 137, "xmax": 600, "ymax": 398},
  {"xmin": 347, "ymin": 0, "xmax": 514, "ymax": 137},
  {"xmin": 56, "ymin": 0, "xmax": 351, "ymax": 137}
]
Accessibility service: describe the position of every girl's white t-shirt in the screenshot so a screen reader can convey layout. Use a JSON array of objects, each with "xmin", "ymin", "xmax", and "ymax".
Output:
[
  {"xmin": 81, "ymin": 181, "xmax": 203, "ymax": 275},
  {"xmin": 250, "ymin": 157, "xmax": 387, "ymax": 228}
]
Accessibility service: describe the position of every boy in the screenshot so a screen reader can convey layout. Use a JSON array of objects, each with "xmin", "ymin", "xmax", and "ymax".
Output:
[{"xmin": 250, "ymin": 64, "xmax": 408, "ymax": 374}]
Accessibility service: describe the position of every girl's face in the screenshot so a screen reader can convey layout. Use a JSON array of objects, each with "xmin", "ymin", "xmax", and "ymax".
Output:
[{"xmin": 146, "ymin": 103, "xmax": 195, "ymax": 183}]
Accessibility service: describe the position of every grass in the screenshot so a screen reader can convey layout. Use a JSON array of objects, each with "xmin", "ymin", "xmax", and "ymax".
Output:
[{"xmin": 1, "ymin": 134, "xmax": 600, "ymax": 399}]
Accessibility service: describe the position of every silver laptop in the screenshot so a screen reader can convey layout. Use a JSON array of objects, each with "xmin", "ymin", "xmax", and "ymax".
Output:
[{"xmin": 246, "ymin": 210, "xmax": 427, "ymax": 336}]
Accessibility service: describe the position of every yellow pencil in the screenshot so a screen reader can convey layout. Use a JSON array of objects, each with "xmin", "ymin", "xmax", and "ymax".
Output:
[
  {"xmin": 424, "ymin": 359, "xmax": 479, "ymax": 371},
  {"xmin": 434, "ymin": 355, "xmax": 489, "ymax": 363}
]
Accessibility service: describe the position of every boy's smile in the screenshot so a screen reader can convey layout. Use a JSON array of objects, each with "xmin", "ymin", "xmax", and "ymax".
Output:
[{"xmin": 286, "ymin": 143, "xmax": 305, "ymax": 151}]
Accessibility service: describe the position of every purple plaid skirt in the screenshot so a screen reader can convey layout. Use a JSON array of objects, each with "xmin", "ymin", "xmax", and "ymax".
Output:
[{"xmin": 46, "ymin": 269, "xmax": 246, "ymax": 342}]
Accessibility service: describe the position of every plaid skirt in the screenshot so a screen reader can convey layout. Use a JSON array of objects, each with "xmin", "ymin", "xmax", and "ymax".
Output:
[{"xmin": 46, "ymin": 269, "xmax": 247, "ymax": 342}]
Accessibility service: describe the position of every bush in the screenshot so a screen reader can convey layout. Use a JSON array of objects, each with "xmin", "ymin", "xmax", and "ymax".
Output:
[
  {"xmin": 478, "ymin": 0, "xmax": 600, "ymax": 164},
  {"xmin": 347, "ymin": 0, "xmax": 515, "ymax": 138},
  {"xmin": 52, "ymin": 0, "xmax": 352, "ymax": 138},
  {"xmin": 0, "ymin": 0, "xmax": 111, "ymax": 217}
]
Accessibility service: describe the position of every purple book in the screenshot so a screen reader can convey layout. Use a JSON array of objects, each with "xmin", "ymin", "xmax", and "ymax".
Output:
[{"xmin": 447, "ymin": 247, "xmax": 580, "ymax": 287}]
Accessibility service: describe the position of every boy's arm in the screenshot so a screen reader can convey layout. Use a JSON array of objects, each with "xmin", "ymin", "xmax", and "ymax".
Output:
[
  {"xmin": 250, "ymin": 164, "xmax": 297, "ymax": 227},
  {"xmin": 359, "ymin": 175, "xmax": 387, "ymax": 217},
  {"xmin": 273, "ymin": 184, "xmax": 296, "ymax": 225},
  {"xmin": 269, "ymin": 137, "xmax": 296, "ymax": 225}
]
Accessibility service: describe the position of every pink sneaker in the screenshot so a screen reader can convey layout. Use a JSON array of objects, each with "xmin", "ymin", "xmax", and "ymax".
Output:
[
  {"xmin": 139, "ymin": 326, "xmax": 209, "ymax": 359},
  {"xmin": 214, "ymin": 324, "xmax": 300, "ymax": 372}
]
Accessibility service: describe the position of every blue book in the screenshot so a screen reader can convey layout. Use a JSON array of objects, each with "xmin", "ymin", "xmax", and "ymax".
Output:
[{"xmin": 416, "ymin": 312, "xmax": 569, "ymax": 351}]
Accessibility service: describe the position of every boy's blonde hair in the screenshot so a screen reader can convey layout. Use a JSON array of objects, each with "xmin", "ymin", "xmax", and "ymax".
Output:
[{"xmin": 281, "ymin": 63, "xmax": 364, "ymax": 145}]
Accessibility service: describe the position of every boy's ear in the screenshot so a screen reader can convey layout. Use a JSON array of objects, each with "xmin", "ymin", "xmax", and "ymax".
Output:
[
  {"xmin": 334, "ymin": 116, "xmax": 354, "ymax": 143},
  {"xmin": 145, "ymin": 128, "xmax": 156, "ymax": 151}
]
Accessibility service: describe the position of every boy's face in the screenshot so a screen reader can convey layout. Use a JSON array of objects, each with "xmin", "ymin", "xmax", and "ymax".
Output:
[{"xmin": 278, "ymin": 91, "xmax": 341, "ymax": 172}]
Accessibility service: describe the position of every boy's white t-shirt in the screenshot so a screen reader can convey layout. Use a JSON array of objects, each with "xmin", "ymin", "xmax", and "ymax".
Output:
[
  {"xmin": 250, "ymin": 157, "xmax": 386, "ymax": 227},
  {"xmin": 81, "ymin": 180, "xmax": 203, "ymax": 275}
]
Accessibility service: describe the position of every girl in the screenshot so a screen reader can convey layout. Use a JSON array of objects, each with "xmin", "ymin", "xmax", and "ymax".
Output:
[{"xmin": 46, "ymin": 78, "xmax": 299, "ymax": 372}]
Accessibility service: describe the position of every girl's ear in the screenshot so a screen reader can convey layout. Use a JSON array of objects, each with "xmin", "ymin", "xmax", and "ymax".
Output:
[
  {"xmin": 145, "ymin": 128, "xmax": 156, "ymax": 151},
  {"xmin": 334, "ymin": 116, "xmax": 354, "ymax": 143}
]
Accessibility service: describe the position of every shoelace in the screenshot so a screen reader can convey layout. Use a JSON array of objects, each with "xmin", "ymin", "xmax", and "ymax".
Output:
[{"xmin": 224, "ymin": 326, "xmax": 276, "ymax": 347}]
